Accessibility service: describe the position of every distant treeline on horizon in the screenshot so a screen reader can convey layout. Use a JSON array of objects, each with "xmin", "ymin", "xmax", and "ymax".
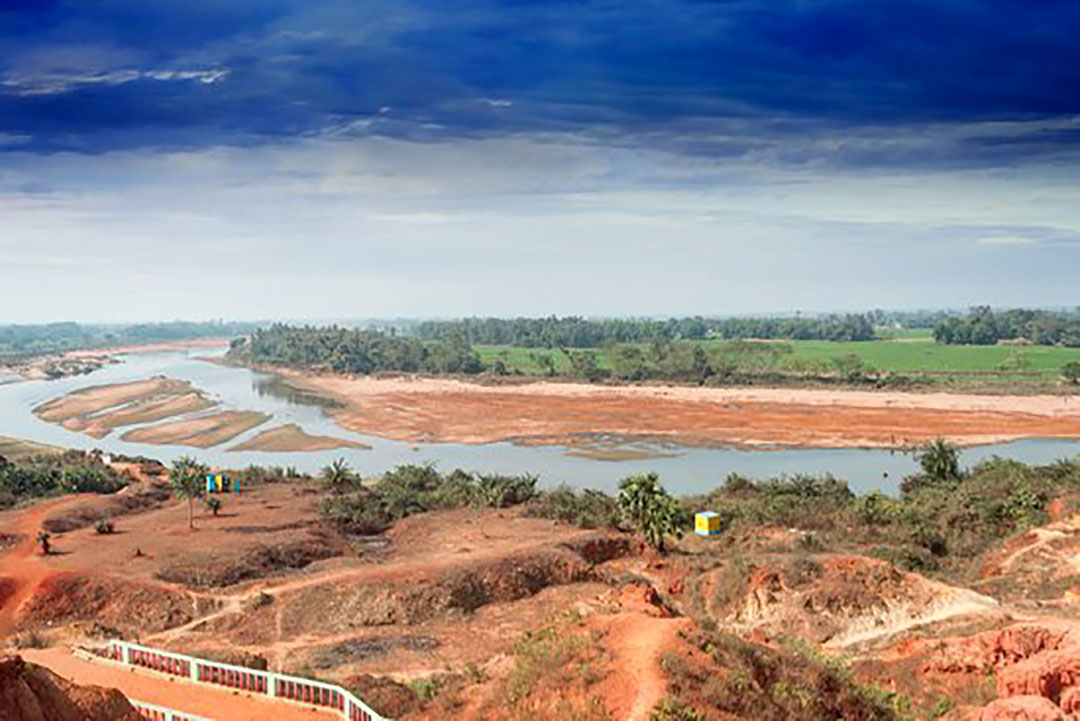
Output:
[
  {"xmin": 0, "ymin": 320, "xmax": 259, "ymax": 361},
  {"xmin": 5, "ymin": 306, "xmax": 1080, "ymax": 364}
]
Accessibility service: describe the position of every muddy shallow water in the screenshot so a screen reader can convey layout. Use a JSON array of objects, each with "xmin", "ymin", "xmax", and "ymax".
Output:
[{"xmin": 0, "ymin": 347, "xmax": 1077, "ymax": 495}]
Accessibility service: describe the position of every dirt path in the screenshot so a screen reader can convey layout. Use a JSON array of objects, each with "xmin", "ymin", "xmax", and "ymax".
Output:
[
  {"xmin": 597, "ymin": 613, "xmax": 691, "ymax": 721},
  {"xmin": 21, "ymin": 647, "xmax": 332, "ymax": 721},
  {"xmin": 0, "ymin": 495, "xmax": 92, "ymax": 637}
]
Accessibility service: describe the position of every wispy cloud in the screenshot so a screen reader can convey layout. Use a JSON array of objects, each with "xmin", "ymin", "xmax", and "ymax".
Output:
[{"xmin": 2, "ymin": 68, "xmax": 229, "ymax": 96}]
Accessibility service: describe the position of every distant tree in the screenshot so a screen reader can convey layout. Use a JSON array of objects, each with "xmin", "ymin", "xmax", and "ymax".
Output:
[
  {"xmin": 617, "ymin": 472, "xmax": 682, "ymax": 553},
  {"xmin": 36, "ymin": 531, "xmax": 51, "ymax": 555},
  {"xmin": 321, "ymin": 458, "xmax": 356, "ymax": 495},
  {"xmin": 1063, "ymin": 362, "xmax": 1080, "ymax": 385},
  {"xmin": 915, "ymin": 439, "xmax": 961, "ymax": 484},
  {"xmin": 170, "ymin": 456, "xmax": 208, "ymax": 530}
]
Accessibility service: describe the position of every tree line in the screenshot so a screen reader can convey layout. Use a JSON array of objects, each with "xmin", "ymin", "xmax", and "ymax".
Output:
[
  {"xmin": 415, "ymin": 314, "xmax": 878, "ymax": 346},
  {"xmin": 237, "ymin": 325, "xmax": 885, "ymax": 385},
  {"xmin": 234, "ymin": 324, "xmax": 483, "ymax": 375},
  {"xmin": 0, "ymin": 320, "xmax": 259, "ymax": 361},
  {"xmin": 934, "ymin": 307, "xmax": 1080, "ymax": 346}
]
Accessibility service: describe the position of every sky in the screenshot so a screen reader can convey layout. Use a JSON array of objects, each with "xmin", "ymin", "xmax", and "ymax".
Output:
[{"xmin": 1, "ymin": 0, "xmax": 1078, "ymax": 323}]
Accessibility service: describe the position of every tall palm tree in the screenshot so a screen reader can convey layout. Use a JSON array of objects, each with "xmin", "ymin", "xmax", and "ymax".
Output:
[
  {"xmin": 170, "ymin": 456, "xmax": 209, "ymax": 530},
  {"xmin": 617, "ymin": 472, "xmax": 682, "ymax": 553}
]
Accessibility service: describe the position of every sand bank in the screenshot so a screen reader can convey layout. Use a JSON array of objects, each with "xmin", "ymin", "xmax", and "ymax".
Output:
[
  {"xmin": 121, "ymin": 411, "xmax": 269, "ymax": 448},
  {"xmin": 277, "ymin": 371, "xmax": 1080, "ymax": 449},
  {"xmin": 227, "ymin": 423, "xmax": 371, "ymax": 452}
]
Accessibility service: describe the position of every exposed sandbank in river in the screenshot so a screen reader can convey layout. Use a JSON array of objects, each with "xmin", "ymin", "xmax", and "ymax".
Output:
[
  {"xmin": 33, "ymin": 377, "xmax": 215, "ymax": 439},
  {"xmin": 276, "ymin": 371, "xmax": 1080, "ymax": 449},
  {"xmin": 121, "ymin": 411, "xmax": 269, "ymax": 448},
  {"xmin": 228, "ymin": 423, "xmax": 371, "ymax": 452}
]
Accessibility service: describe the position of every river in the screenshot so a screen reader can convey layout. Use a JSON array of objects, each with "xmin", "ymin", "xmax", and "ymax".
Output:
[{"xmin": 1, "ymin": 348, "xmax": 1077, "ymax": 496}]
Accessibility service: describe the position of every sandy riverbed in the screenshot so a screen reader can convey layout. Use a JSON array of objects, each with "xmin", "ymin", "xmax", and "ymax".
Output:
[{"xmin": 278, "ymin": 371, "xmax": 1080, "ymax": 449}]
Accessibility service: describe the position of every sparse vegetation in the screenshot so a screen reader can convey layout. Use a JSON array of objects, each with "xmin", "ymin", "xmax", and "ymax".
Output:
[
  {"xmin": 658, "ymin": 630, "xmax": 907, "ymax": 720},
  {"xmin": 93, "ymin": 518, "xmax": 115, "ymax": 534}
]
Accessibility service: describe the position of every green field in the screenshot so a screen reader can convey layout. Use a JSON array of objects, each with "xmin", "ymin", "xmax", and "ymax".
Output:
[{"xmin": 476, "ymin": 337, "xmax": 1080, "ymax": 387}]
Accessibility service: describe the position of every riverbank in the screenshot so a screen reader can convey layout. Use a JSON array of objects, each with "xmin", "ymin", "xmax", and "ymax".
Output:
[{"xmin": 276, "ymin": 370, "xmax": 1080, "ymax": 449}]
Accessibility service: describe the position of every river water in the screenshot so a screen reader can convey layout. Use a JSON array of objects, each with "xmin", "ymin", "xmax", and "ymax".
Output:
[{"xmin": 1, "ymin": 348, "xmax": 1077, "ymax": 496}]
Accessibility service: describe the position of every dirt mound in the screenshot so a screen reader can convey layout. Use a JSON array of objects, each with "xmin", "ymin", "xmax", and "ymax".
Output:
[
  {"xmin": 717, "ymin": 554, "xmax": 997, "ymax": 646},
  {"xmin": 155, "ymin": 537, "xmax": 344, "ymax": 588},
  {"xmin": 277, "ymin": 547, "xmax": 601, "ymax": 637},
  {"xmin": 0, "ymin": 653, "xmax": 139, "ymax": 721},
  {"xmin": 17, "ymin": 573, "xmax": 199, "ymax": 633}
]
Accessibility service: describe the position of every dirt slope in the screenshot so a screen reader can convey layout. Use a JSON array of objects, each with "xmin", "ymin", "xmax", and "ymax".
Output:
[{"xmin": 0, "ymin": 653, "xmax": 139, "ymax": 721}]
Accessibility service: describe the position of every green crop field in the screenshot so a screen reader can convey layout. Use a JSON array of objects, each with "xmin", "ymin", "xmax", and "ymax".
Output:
[{"xmin": 476, "ymin": 336, "xmax": 1080, "ymax": 386}]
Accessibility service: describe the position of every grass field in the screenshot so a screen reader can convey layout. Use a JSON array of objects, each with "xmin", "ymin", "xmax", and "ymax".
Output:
[{"xmin": 476, "ymin": 335, "xmax": 1080, "ymax": 387}]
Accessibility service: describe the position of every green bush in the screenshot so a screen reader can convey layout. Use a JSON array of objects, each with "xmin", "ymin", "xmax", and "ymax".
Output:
[
  {"xmin": 524, "ymin": 485, "xmax": 621, "ymax": 529},
  {"xmin": 93, "ymin": 518, "xmax": 115, "ymax": 535}
]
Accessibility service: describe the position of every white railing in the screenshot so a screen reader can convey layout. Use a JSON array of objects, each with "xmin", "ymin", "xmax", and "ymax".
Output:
[
  {"xmin": 90, "ymin": 640, "xmax": 387, "ymax": 721},
  {"xmin": 131, "ymin": 700, "xmax": 213, "ymax": 721}
]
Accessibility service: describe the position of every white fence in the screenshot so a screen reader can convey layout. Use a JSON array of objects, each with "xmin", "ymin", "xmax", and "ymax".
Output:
[
  {"xmin": 131, "ymin": 700, "xmax": 212, "ymax": 721},
  {"xmin": 91, "ymin": 640, "xmax": 387, "ymax": 721}
]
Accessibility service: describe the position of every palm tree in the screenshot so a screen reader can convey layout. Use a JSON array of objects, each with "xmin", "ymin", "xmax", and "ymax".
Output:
[
  {"xmin": 915, "ymin": 438, "xmax": 961, "ymax": 483},
  {"xmin": 170, "ymin": 456, "xmax": 209, "ymax": 530},
  {"xmin": 617, "ymin": 472, "xmax": 682, "ymax": 553},
  {"xmin": 321, "ymin": 458, "xmax": 355, "ymax": 495}
]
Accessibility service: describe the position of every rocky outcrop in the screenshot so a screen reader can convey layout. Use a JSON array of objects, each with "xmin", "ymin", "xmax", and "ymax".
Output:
[
  {"xmin": 0, "ymin": 654, "xmax": 139, "ymax": 721},
  {"xmin": 979, "ymin": 695, "xmax": 1065, "ymax": 721}
]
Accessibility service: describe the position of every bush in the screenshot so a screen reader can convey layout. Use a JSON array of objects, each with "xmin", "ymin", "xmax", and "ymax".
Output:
[
  {"xmin": 321, "ymin": 465, "xmax": 541, "ymax": 534},
  {"xmin": 524, "ymin": 485, "xmax": 621, "ymax": 529},
  {"xmin": 93, "ymin": 518, "xmax": 115, "ymax": 535}
]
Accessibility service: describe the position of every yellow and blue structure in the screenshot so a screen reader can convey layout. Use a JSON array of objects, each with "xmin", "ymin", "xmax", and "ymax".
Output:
[{"xmin": 695, "ymin": 510, "xmax": 721, "ymax": 536}]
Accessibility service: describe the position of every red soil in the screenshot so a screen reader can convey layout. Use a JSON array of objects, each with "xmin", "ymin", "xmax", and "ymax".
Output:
[{"xmin": 0, "ymin": 495, "xmax": 93, "ymax": 637}]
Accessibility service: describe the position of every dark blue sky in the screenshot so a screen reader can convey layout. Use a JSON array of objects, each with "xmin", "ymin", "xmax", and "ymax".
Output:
[{"xmin": 1, "ymin": 0, "xmax": 1078, "ymax": 320}]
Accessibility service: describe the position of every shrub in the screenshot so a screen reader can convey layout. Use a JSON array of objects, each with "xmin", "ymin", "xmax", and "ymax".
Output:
[
  {"xmin": 524, "ymin": 485, "xmax": 621, "ymax": 529},
  {"xmin": 93, "ymin": 518, "xmax": 115, "ymax": 535}
]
